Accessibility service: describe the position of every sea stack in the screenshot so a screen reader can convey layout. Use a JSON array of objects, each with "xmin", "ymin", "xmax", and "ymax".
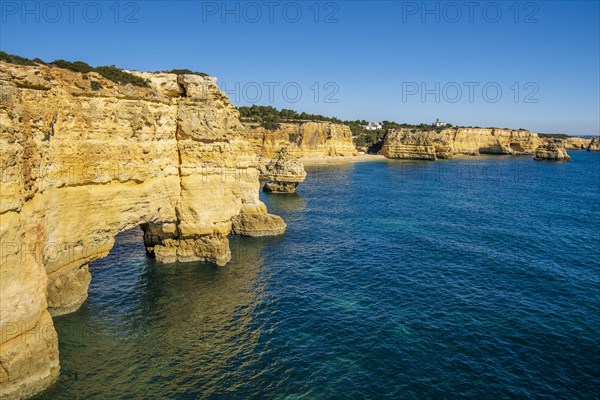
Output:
[
  {"xmin": 588, "ymin": 137, "xmax": 600, "ymax": 152},
  {"xmin": 534, "ymin": 142, "xmax": 571, "ymax": 161},
  {"xmin": 263, "ymin": 147, "xmax": 307, "ymax": 193}
]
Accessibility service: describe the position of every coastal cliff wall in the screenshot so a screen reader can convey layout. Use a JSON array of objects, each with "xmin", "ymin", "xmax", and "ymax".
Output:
[
  {"xmin": 243, "ymin": 122, "xmax": 358, "ymax": 158},
  {"xmin": 380, "ymin": 128, "xmax": 543, "ymax": 160},
  {"xmin": 0, "ymin": 62, "xmax": 282, "ymax": 399},
  {"xmin": 561, "ymin": 137, "xmax": 592, "ymax": 150},
  {"xmin": 588, "ymin": 137, "xmax": 600, "ymax": 151}
]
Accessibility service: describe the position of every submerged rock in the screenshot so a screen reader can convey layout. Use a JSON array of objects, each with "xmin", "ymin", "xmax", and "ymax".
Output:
[
  {"xmin": 262, "ymin": 147, "xmax": 307, "ymax": 193},
  {"xmin": 588, "ymin": 137, "xmax": 600, "ymax": 152},
  {"xmin": 534, "ymin": 142, "xmax": 571, "ymax": 161}
]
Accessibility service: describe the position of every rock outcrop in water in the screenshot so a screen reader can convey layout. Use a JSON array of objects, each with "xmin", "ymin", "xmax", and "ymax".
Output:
[
  {"xmin": 588, "ymin": 137, "xmax": 600, "ymax": 152},
  {"xmin": 0, "ymin": 62, "xmax": 285, "ymax": 399},
  {"xmin": 244, "ymin": 122, "xmax": 358, "ymax": 158},
  {"xmin": 534, "ymin": 142, "xmax": 571, "ymax": 161},
  {"xmin": 380, "ymin": 128, "xmax": 542, "ymax": 160},
  {"xmin": 231, "ymin": 203, "xmax": 287, "ymax": 236},
  {"xmin": 262, "ymin": 147, "xmax": 307, "ymax": 193}
]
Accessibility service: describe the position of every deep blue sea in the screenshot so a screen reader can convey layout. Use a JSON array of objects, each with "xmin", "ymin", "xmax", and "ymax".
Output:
[{"xmin": 39, "ymin": 152, "xmax": 600, "ymax": 399}]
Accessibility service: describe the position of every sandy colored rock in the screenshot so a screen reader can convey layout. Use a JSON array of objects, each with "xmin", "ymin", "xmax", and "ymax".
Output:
[
  {"xmin": 0, "ymin": 311, "xmax": 59, "ymax": 400},
  {"xmin": 541, "ymin": 136, "xmax": 591, "ymax": 150},
  {"xmin": 588, "ymin": 137, "xmax": 600, "ymax": 152},
  {"xmin": 380, "ymin": 128, "xmax": 543, "ymax": 160},
  {"xmin": 244, "ymin": 121, "xmax": 358, "ymax": 158},
  {"xmin": 46, "ymin": 265, "xmax": 92, "ymax": 316},
  {"xmin": 231, "ymin": 213, "xmax": 287, "ymax": 237},
  {"xmin": 563, "ymin": 137, "xmax": 591, "ymax": 150},
  {"xmin": 0, "ymin": 61, "xmax": 284, "ymax": 399},
  {"xmin": 262, "ymin": 147, "xmax": 307, "ymax": 193},
  {"xmin": 534, "ymin": 142, "xmax": 571, "ymax": 161}
]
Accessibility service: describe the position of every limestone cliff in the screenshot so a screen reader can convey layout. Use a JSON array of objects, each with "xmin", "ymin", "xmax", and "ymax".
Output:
[
  {"xmin": 380, "ymin": 128, "xmax": 543, "ymax": 160},
  {"xmin": 588, "ymin": 137, "xmax": 600, "ymax": 152},
  {"xmin": 562, "ymin": 137, "xmax": 591, "ymax": 150},
  {"xmin": 244, "ymin": 121, "xmax": 358, "ymax": 158},
  {"xmin": 0, "ymin": 62, "xmax": 284, "ymax": 399},
  {"xmin": 540, "ymin": 136, "xmax": 591, "ymax": 150},
  {"xmin": 534, "ymin": 142, "xmax": 571, "ymax": 161}
]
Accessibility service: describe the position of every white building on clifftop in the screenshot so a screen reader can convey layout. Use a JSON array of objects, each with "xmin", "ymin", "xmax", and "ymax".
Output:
[
  {"xmin": 433, "ymin": 118, "xmax": 448, "ymax": 127},
  {"xmin": 364, "ymin": 122, "xmax": 383, "ymax": 131}
]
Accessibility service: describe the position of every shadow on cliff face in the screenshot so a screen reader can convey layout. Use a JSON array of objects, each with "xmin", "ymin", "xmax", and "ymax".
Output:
[{"xmin": 40, "ymin": 228, "xmax": 284, "ymax": 399}]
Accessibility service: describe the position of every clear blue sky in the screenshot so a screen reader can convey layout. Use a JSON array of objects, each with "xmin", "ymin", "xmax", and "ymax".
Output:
[{"xmin": 1, "ymin": 1, "xmax": 599, "ymax": 135}]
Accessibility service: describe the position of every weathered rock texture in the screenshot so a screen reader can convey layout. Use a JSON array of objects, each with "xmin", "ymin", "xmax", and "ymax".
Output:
[
  {"xmin": 231, "ymin": 203, "xmax": 287, "ymax": 236},
  {"xmin": 539, "ymin": 136, "xmax": 591, "ymax": 150},
  {"xmin": 562, "ymin": 137, "xmax": 591, "ymax": 150},
  {"xmin": 534, "ymin": 142, "xmax": 571, "ymax": 161},
  {"xmin": 244, "ymin": 122, "xmax": 358, "ymax": 158},
  {"xmin": 262, "ymin": 147, "xmax": 307, "ymax": 193},
  {"xmin": 588, "ymin": 137, "xmax": 600, "ymax": 152},
  {"xmin": 0, "ymin": 62, "xmax": 284, "ymax": 399},
  {"xmin": 380, "ymin": 128, "xmax": 543, "ymax": 160}
]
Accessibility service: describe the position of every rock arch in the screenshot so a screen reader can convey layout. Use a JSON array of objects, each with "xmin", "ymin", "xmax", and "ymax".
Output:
[{"xmin": 0, "ymin": 63, "xmax": 284, "ymax": 399}]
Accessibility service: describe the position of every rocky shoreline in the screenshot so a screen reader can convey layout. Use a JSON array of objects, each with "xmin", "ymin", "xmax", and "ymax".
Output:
[
  {"xmin": 1, "ymin": 59, "xmax": 599, "ymax": 400},
  {"xmin": 380, "ymin": 127, "xmax": 543, "ymax": 160},
  {"xmin": 0, "ymin": 62, "xmax": 286, "ymax": 399}
]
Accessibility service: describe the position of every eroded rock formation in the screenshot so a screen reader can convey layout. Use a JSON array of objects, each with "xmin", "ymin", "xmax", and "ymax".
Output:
[
  {"xmin": 534, "ymin": 142, "xmax": 571, "ymax": 161},
  {"xmin": 380, "ymin": 128, "xmax": 542, "ymax": 160},
  {"xmin": 540, "ymin": 136, "xmax": 591, "ymax": 150},
  {"xmin": 0, "ymin": 62, "xmax": 284, "ymax": 399},
  {"xmin": 231, "ymin": 203, "xmax": 287, "ymax": 236},
  {"xmin": 261, "ymin": 147, "xmax": 307, "ymax": 193},
  {"xmin": 244, "ymin": 121, "xmax": 358, "ymax": 158},
  {"xmin": 562, "ymin": 137, "xmax": 591, "ymax": 150},
  {"xmin": 588, "ymin": 137, "xmax": 600, "ymax": 152}
]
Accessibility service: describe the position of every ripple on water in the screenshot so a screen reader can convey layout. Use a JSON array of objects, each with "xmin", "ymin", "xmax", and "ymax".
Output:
[{"xmin": 39, "ymin": 152, "xmax": 600, "ymax": 399}]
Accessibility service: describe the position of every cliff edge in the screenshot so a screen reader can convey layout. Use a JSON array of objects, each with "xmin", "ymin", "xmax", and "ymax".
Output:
[
  {"xmin": 244, "ymin": 121, "xmax": 358, "ymax": 158},
  {"xmin": 0, "ymin": 62, "xmax": 284, "ymax": 399},
  {"xmin": 380, "ymin": 127, "xmax": 543, "ymax": 160}
]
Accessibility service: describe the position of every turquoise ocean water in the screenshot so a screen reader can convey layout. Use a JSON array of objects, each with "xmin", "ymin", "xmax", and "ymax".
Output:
[{"xmin": 38, "ymin": 152, "xmax": 600, "ymax": 399}]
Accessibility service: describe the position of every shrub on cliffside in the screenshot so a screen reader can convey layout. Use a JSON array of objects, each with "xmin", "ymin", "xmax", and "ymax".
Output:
[
  {"xmin": 93, "ymin": 65, "xmax": 149, "ymax": 87},
  {"xmin": 50, "ymin": 59, "xmax": 94, "ymax": 73},
  {"xmin": 238, "ymin": 105, "xmax": 343, "ymax": 126},
  {"xmin": 160, "ymin": 69, "xmax": 209, "ymax": 77},
  {"xmin": 49, "ymin": 60, "xmax": 149, "ymax": 87},
  {"xmin": 0, "ymin": 51, "xmax": 41, "ymax": 66}
]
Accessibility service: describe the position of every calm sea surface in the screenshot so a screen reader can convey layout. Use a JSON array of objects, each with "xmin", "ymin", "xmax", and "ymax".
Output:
[{"xmin": 38, "ymin": 152, "xmax": 600, "ymax": 399}]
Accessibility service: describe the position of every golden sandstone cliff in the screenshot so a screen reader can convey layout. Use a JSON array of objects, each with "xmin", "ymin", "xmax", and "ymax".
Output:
[
  {"xmin": 380, "ymin": 128, "xmax": 544, "ymax": 160},
  {"xmin": 0, "ymin": 62, "xmax": 285, "ymax": 399},
  {"xmin": 562, "ymin": 137, "xmax": 591, "ymax": 150},
  {"xmin": 588, "ymin": 137, "xmax": 600, "ymax": 152},
  {"xmin": 244, "ymin": 121, "xmax": 358, "ymax": 159}
]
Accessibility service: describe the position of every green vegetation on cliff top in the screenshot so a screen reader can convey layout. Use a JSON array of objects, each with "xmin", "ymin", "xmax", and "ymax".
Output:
[
  {"xmin": 157, "ymin": 69, "xmax": 209, "ymax": 77},
  {"xmin": 237, "ymin": 105, "xmax": 543, "ymax": 154},
  {"xmin": 238, "ymin": 105, "xmax": 343, "ymax": 130},
  {"xmin": 0, "ymin": 51, "xmax": 210, "ymax": 88},
  {"xmin": 0, "ymin": 51, "xmax": 151, "ymax": 87}
]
